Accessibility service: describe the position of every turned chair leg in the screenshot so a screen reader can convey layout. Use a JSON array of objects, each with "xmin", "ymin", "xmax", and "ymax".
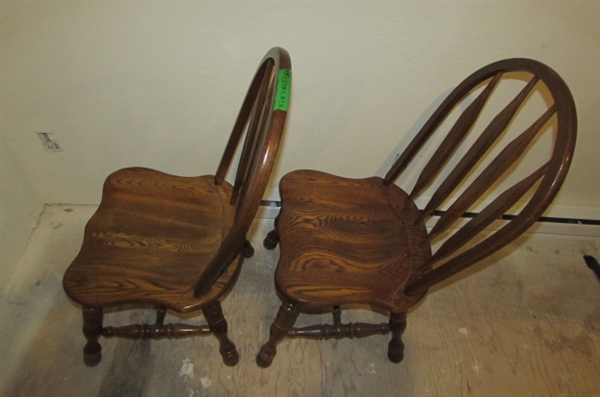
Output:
[
  {"xmin": 388, "ymin": 312, "xmax": 407, "ymax": 363},
  {"xmin": 263, "ymin": 216, "xmax": 280, "ymax": 250},
  {"xmin": 202, "ymin": 301, "xmax": 239, "ymax": 367},
  {"xmin": 82, "ymin": 306, "xmax": 104, "ymax": 367},
  {"xmin": 256, "ymin": 300, "xmax": 300, "ymax": 368}
]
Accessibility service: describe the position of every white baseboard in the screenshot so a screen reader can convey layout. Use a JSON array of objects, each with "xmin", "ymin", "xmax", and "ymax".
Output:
[{"xmin": 255, "ymin": 203, "xmax": 281, "ymax": 220}]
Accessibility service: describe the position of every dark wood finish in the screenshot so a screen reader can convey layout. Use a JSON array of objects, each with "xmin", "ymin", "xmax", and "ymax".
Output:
[
  {"xmin": 387, "ymin": 312, "xmax": 407, "ymax": 363},
  {"xmin": 102, "ymin": 319, "xmax": 211, "ymax": 339},
  {"xmin": 202, "ymin": 300, "xmax": 239, "ymax": 366},
  {"xmin": 82, "ymin": 307, "xmax": 103, "ymax": 367},
  {"xmin": 256, "ymin": 300, "xmax": 300, "ymax": 368},
  {"xmin": 287, "ymin": 319, "xmax": 390, "ymax": 339},
  {"xmin": 257, "ymin": 58, "xmax": 577, "ymax": 367},
  {"xmin": 263, "ymin": 229, "xmax": 280, "ymax": 250},
  {"xmin": 63, "ymin": 47, "xmax": 292, "ymax": 366}
]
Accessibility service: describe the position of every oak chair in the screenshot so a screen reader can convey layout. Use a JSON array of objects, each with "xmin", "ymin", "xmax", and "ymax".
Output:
[
  {"xmin": 63, "ymin": 47, "xmax": 292, "ymax": 367},
  {"xmin": 256, "ymin": 58, "xmax": 576, "ymax": 367}
]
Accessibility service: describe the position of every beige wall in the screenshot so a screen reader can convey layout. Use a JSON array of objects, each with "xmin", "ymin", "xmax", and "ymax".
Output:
[
  {"xmin": 2, "ymin": 2, "xmax": 599, "ymax": 220},
  {"xmin": 1, "ymin": 137, "xmax": 43, "ymax": 292}
]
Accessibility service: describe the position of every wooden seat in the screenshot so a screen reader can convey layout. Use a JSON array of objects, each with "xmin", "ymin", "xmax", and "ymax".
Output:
[
  {"xmin": 257, "ymin": 58, "xmax": 576, "ymax": 367},
  {"xmin": 63, "ymin": 47, "xmax": 292, "ymax": 367}
]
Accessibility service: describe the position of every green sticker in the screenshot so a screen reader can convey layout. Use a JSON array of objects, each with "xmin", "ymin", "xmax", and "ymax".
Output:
[{"xmin": 274, "ymin": 69, "xmax": 292, "ymax": 111}]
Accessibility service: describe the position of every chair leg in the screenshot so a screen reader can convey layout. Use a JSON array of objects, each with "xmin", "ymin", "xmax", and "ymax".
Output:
[
  {"xmin": 263, "ymin": 229, "xmax": 279, "ymax": 250},
  {"xmin": 82, "ymin": 306, "xmax": 104, "ymax": 367},
  {"xmin": 387, "ymin": 312, "xmax": 407, "ymax": 363},
  {"xmin": 202, "ymin": 301, "xmax": 239, "ymax": 367},
  {"xmin": 243, "ymin": 240, "xmax": 255, "ymax": 258},
  {"xmin": 256, "ymin": 300, "xmax": 300, "ymax": 368},
  {"xmin": 263, "ymin": 216, "xmax": 280, "ymax": 250}
]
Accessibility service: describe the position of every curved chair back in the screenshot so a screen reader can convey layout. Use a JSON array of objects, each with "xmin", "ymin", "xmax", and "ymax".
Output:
[
  {"xmin": 194, "ymin": 47, "xmax": 292, "ymax": 295},
  {"xmin": 382, "ymin": 59, "xmax": 577, "ymax": 295}
]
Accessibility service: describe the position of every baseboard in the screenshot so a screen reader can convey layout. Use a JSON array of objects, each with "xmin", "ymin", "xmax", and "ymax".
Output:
[{"xmin": 256, "ymin": 201, "xmax": 282, "ymax": 220}]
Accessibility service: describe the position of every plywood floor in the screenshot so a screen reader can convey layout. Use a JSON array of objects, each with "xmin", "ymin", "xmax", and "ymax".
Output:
[{"xmin": 1, "ymin": 204, "xmax": 599, "ymax": 397}]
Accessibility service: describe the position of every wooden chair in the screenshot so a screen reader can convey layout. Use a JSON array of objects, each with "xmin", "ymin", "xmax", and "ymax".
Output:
[
  {"xmin": 256, "ymin": 58, "xmax": 576, "ymax": 367},
  {"xmin": 63, "ymin": 47, "xmax": 292, "ymax": 367}
]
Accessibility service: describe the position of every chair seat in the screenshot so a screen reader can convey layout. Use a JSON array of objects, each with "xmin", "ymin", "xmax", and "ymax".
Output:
[
  {"xmin": 274, "ymin": 170, "xmax": 432, "ymax": 312},
  {"xmin": 63, "ymin": 167, "xmax": 242, "ymax": 313}
]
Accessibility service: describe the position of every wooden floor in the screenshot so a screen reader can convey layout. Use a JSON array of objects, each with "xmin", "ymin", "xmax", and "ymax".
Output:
[{"xmin": 1, "ymin": 204, "xmax": 599, "ymax": 397}]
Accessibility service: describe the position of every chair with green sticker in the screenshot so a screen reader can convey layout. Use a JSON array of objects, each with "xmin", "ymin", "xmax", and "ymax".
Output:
[
  {"xmin": 63, "ymin": 47, "xmax": 292, "ymax": 367},
  {"xmin": 256, "ymin": 58, "xmax": 576, "ymax": 367}
]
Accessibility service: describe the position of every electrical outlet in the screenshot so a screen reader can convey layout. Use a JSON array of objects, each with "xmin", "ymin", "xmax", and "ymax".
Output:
[{"xmin": 37, "ymin": 132, "xmax": 63, "ymax": 152}]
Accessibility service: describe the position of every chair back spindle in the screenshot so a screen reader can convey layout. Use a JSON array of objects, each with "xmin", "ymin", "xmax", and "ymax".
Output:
[{"xmin": 382, "ymin": 59, "xmax": 577, "ymax": 296}]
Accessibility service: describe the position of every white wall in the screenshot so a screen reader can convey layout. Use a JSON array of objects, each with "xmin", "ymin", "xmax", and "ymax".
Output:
[
  {"xmin": 0, "ymin": 137, "xmax": 43, "ymax": 292},
  {"xmin": 2, "ymin": 1, "xmax": 599, "ymax": 220}
]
